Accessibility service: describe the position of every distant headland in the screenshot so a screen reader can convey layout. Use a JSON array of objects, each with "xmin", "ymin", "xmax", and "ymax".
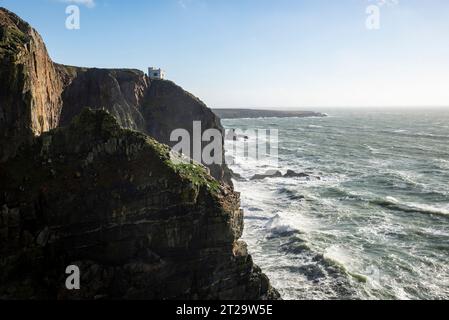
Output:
[{"xmin": 213, "ymin": 108, "xmax": 327, "ymax": 119}]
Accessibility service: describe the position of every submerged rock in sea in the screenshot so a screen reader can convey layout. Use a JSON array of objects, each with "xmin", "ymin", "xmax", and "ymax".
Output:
[
  {"xmin": 0, "ymin": 109, "xmax": 280, "ymax": 300},
  {"xmin": 250, "ymin": 171, "xmax": 283, "ymax": 181},
  {"xmin": 284, "ymin": 170, "xmax": 310, "ymax": 178},
  {"xmin": 250, "ymin": 170, "xmax": 311, "ymax": 181}
]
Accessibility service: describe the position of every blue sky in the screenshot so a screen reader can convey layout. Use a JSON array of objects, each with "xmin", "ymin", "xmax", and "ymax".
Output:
[{"xmin": 1, "ymin": 0, "xmax": 449, "ymax": 108}]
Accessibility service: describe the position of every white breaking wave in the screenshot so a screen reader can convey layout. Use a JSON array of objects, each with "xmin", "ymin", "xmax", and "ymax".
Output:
[{"xmin": 384, "ymin": 197, "xmax": 449, "ymax": 216}]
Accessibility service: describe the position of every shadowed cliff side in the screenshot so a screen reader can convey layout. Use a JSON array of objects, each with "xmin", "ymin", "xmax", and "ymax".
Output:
[
  {"xmin": 0, "ymin": 109, "xmax": 279, "ymax": 299},
  {"xmin": 142, "ymin": 79, "xmax": 232, "ymax": 185},
  {"xmin": 57, "ymin": 66, "xmax": 148, "ymax": 132}
]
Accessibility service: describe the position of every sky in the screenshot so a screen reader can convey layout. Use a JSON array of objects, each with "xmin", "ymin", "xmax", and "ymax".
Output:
[{"xmin": 1, "ymin": 0, "xmax": 449, "ymax": 109}]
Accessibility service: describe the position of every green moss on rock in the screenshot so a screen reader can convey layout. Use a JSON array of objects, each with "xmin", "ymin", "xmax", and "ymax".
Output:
[
  {"xmin": 0, "ymin": 25, "xmax": 28, "ymax": 56},
  {"xmin": 169, "ymin": 162, "xmax": 221, "ymax": 194}
]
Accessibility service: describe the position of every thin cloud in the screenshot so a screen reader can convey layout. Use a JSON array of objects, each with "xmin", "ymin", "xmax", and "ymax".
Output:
[
  {"xmin": 370, "ymin": 0, "xmax": 399, "ymax": 7},
  {"xmin": 178, "ymin": 0, "xmax": 192, "ymax": 9},
  {"xmin": 60, "ymin": 0, "xmax": 96, "ymax": 8}
]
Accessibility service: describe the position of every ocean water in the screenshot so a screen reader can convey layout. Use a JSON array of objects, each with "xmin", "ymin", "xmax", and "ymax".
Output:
[{"xmin": 222, "ymin": 109, "xmax": 449, "ymax": 300}]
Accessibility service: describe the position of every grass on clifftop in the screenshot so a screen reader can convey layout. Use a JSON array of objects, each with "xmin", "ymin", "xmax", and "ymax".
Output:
[
  {"xmin": 169, "ymin": 162, "xmax": 221, "ymax": 194},
  {"xmin": 145, "ymin": 137, "xmax": 221, "ymax": 194}
]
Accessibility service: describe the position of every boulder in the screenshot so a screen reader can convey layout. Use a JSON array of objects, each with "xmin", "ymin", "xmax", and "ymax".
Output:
[
  {"xmin": 250, "ymin": 170, "xmax": 283, "ymax": 180},
  {"xmin": 284, "ymin": 170, "xmax": 310, "ymax": 178}
]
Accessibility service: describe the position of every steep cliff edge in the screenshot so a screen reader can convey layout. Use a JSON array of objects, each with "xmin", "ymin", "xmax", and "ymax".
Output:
[
  {"xmin": 142, "ymin": 79, "xmax": 232, "ymax": 185},
  {"xmin": 0, "ymin": 8, "xmax": 63, "ymax": 162},
  {"xmin": 0, "ymin": 109, "xmax": 279, "ymax": 299},
  {"xmin": 0, "ymin": 7, "xmax": 278, "ymax": 299}
]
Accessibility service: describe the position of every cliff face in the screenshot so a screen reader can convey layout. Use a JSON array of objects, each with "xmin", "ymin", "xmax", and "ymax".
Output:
[
  {"xmin": 56, "ymin": 65, "xmax": 232, "ymax": 186},
  {"xmin": 0, "ymin": 8, "xmax": 63, "ymax": 162},
  {"xmin": 57, "ymin": 66, "xmax": 148, "ymax": 132},
  {"xmin": 0, "ymin": 110, "xmax": 278, "ymax": 299},
  {"xmin": 0, "ymin": 7, "xmax": 278, "ymax": 300},
  {"xmin": 142, "ymin": 80, "xmax": 232, "ymax": 185}
]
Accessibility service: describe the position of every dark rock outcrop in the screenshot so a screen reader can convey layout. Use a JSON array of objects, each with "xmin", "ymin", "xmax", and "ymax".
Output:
[
  {"xmin": 250, "ymin": 170, "xmax": 312, "ymax": 181},
  {"xmin": 250, "ymin": 170, "xmax": 283, "ymax": 181},
  {"xmin": 284, "ymin": 170, "xmax": 310, "ymax": 178},
  {"xmin": 0, "ymin": 7, "xmax": 278, "ymax": 300}
]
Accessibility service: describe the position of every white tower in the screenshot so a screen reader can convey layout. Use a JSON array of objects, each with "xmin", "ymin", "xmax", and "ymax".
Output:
[{"xmin": 148, "ymin": 67, "xmax": 166, "ymax": 80}]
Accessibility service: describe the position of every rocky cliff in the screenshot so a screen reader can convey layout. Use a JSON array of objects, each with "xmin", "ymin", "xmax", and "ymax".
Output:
[
  {"xmin": 0, "ymin": 109, "xmax": 278, "ymax": 299},
  {"xmin": 0, "ymin": 7, "xmax": 278, "ymax": 300},
  {"xmin": 0, "ymin": 8, "xmax": 63, "ymax": 162},
  {"xmin": 142, "ymin": 80, "xmax": 232, "ymax": 184},
  {"xmin": 55, "ymin": 65, "xmax": 232, "ymax": 186},
  {"xmin": 56, "ymin": 66, "xmax": 148, "ymax": 132}
]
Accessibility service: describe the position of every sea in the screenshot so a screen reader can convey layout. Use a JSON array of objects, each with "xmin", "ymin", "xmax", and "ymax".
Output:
[{"xmin": 222, "ymin": 108, "xmax": 449, "ymax": 300}]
